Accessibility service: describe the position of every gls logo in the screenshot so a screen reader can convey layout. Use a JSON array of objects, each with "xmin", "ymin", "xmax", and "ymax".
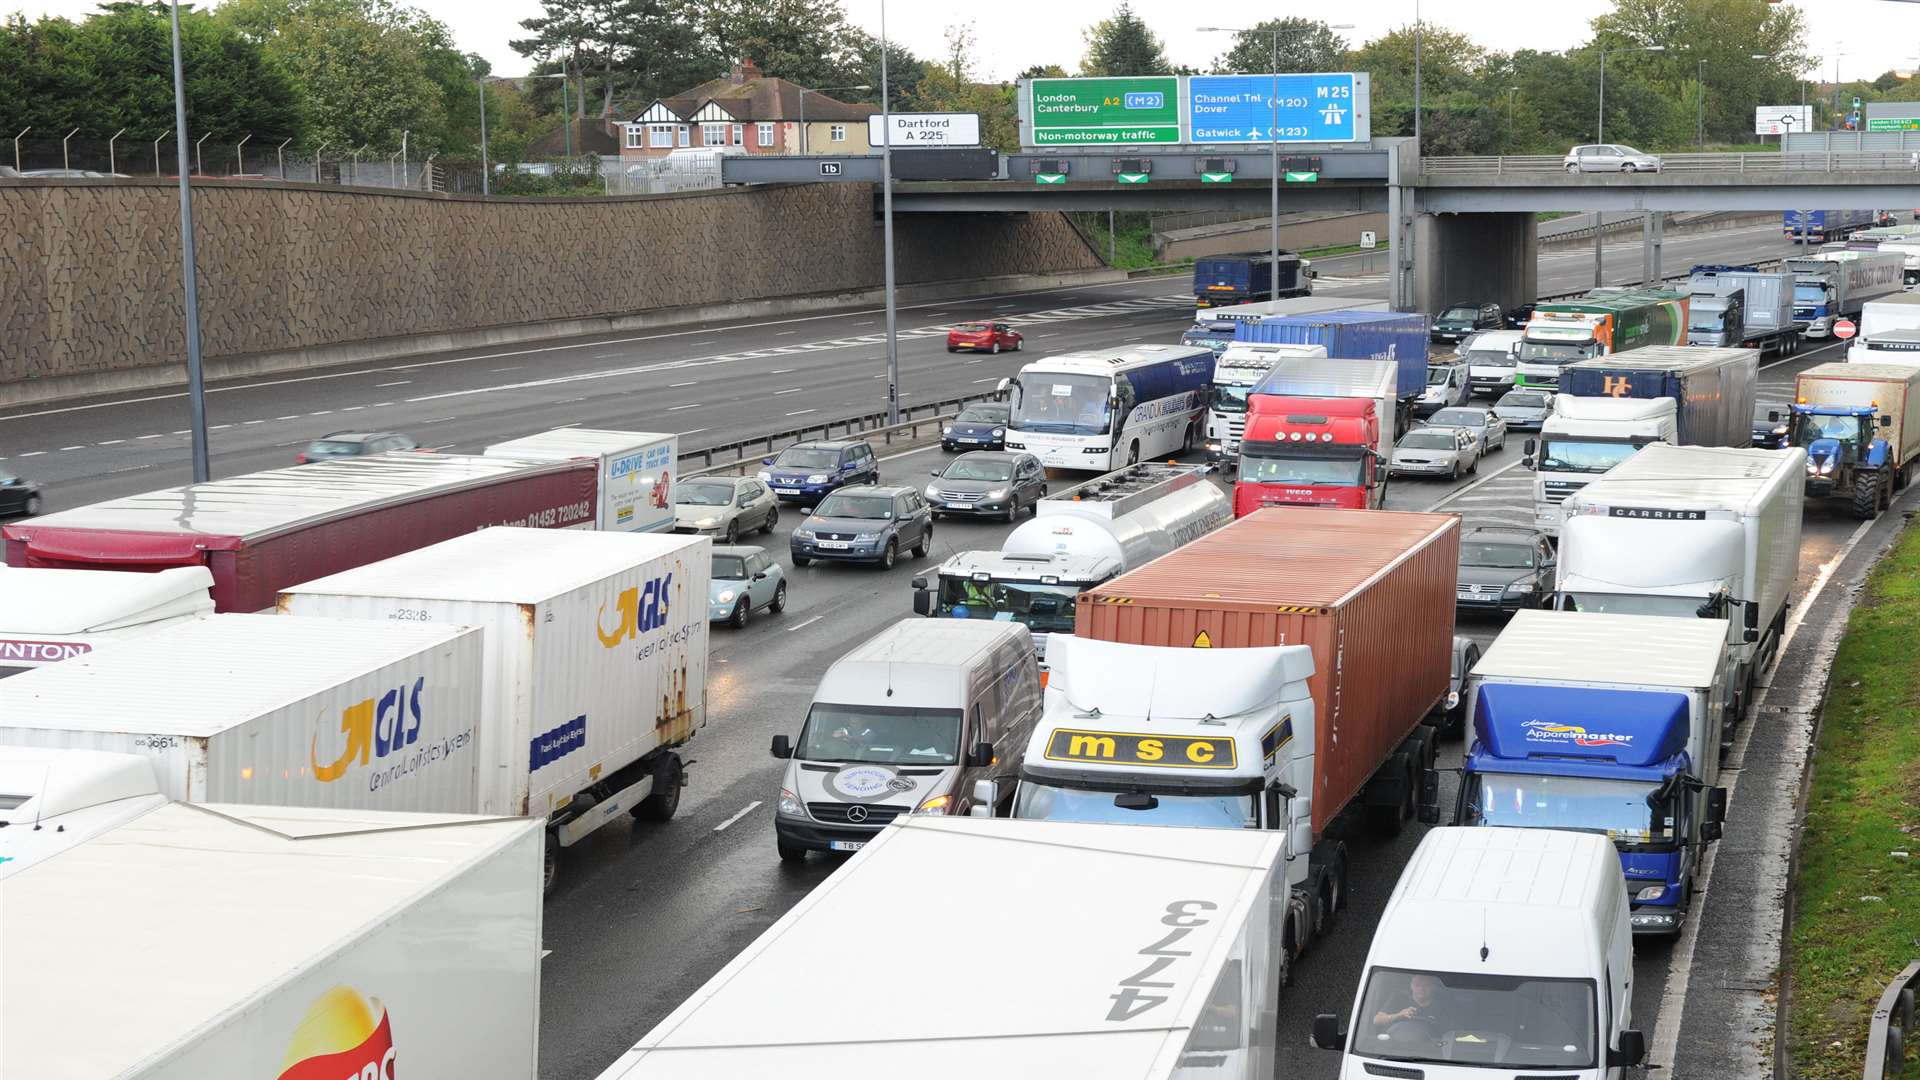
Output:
[
  {"xmin": 598, "ymin": 573, "xmax": 673, "ymax": 648},
  {"xmin": 313, "ymin": 678, "xmax": 426, "ymax": 783}
]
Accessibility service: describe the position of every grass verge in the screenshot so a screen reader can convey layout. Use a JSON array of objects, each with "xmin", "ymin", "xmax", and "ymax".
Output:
[{"xmin": 1787, "ymin": 520, "xmax": 1920, "ymax": 1079}]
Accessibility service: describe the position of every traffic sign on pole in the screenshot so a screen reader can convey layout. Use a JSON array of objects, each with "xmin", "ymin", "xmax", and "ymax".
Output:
[
  {"xmin": 1027, "ymin": 77, "xmax": 1180, "ymax": 146},
  {"xmin": 1835, "ymin": 319, "xmax": 1857, "ymax": 340}
]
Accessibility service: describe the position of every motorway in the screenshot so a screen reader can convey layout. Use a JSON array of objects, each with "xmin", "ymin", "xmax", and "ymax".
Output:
[{"xmin": 0, "ymin": 218, "xmax": 1857, "ymax": 1078}]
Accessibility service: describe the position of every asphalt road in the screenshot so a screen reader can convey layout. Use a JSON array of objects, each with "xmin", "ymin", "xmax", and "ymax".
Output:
[{"xmin": 0, "ymin": 218, "xmax": 1854, "ymax": 1079}]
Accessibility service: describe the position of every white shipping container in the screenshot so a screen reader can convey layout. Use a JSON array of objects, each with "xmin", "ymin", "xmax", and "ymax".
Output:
[
  {"xmin": 0, "ymin": 757, "xmax": 543, "ymax": 1080},
  {"xmin": 277, "ymin": 527, "xmax": 710, "ymax": 828},
  {"xmin": 486, "ymin": 428, "xmax": 678, "ymax": 533},
  {"xmin": 0, "ymin": 614, "xmax": 485, "ymax": 811}
]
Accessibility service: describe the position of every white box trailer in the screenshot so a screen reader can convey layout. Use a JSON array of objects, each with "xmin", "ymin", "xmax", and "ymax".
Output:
[
  {"xmin": 0, "ymin": 564, "xmax": 213, "ymax": 678},
  {"xmin": 486, "ymin": 428, "xmax": 677, "ymax": 533},
  {"xmin": 0, "ymin": 613, "xmax": 486, "ymax": 810},
  {"xmin": 596, "ymin": 815, "xmax": 1288, "ymax": 1080},
  {"xmin": 1559, "ymin": 444, "xmax": 1806, "ymax": 719},
  {"xmin": 278, "ymin": 526, "xmax": 711, "ymax": 890},
  {"xmin": 0, "ymin": 747, "xmax": 542, "ymax": 1080}
]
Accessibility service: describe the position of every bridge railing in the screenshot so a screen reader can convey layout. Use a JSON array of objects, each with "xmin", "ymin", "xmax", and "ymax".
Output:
[
  {"xmin": 677, "ymin": 390, "xmax": 1007, "ymax": 480},
  {"xmin": 1423, "ymin": 151, "xmax": 1920, "ymax": 175}
]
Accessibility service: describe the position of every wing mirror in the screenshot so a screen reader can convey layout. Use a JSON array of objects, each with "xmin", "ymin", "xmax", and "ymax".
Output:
[
  {"xmin": 970, "ymin": 778, "xmax": 999, "ymax": 816},
  {"xmin": 931, "ymin": 469, "xmax": 943, "ymax": 477},
  {"xmin": 1609, "ymin": 1029, "xmax": 1648, "ymax": 1068},
  {"xmin": 1310, "ymin": 1014, "xmax": 1348, "ymax": 1052},
  {"xmin": 1706, "ymin": 786, "xmax": 1728, "ymax": 825},
  {"xmin": 966, "ymin": 741, "xmax": 994, "ymax": 769},
  {"xmin": 761, "ymin": 456, "xmax": 775, "ymax": 465},
  {"xmin": 769, "ymin": 734, "xmax": 793, "ymax": 759},
  {"xmin": 1883, "ymin": 415, "xmax": 1894, "ymax": 428}
]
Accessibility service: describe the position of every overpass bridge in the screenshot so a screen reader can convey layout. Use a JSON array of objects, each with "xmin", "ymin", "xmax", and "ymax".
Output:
[{"xmin": 723, "ymin": 142, "xmax": 1920, "ymax": 312}]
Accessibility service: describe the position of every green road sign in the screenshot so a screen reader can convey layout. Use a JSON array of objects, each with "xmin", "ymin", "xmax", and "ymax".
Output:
[
  {"xmin": 1201, "ymin": 172, "xmax": 1233, "ymax": 183},
  {"xmin": 1028, "ymin": 77, "xmax": 1181, "ymax": 146},
  {"xmin": 1284, "ymin": 171, "xmax": 1319, "ymax": 183},
  {"xmin": 1867, "ymin": 117, "xmax": 1920, "ymax": 132},
  {"xmin": 1035, "ymin": 173, "xmax": 1066, "ymax": 185},
  {"xmin": 1117, "ymin": 172, "xmax": 1150, "ymax": 184}
]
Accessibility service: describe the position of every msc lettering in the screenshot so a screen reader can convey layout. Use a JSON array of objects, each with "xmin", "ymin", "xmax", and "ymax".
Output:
[
  {"xmin": 312, "ymin": 678, "xmax": 427, "ymax": 783},
  {"xmin": 1044, "ymin": 728, "xmax": 1238, "ymax": 770}
]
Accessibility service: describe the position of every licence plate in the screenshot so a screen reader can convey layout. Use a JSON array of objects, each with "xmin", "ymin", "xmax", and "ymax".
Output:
[
  {"xmin": 816, "ymin": 540, "xmax": 850, "ymax": 550},
  {"xmin": 828, "ymin": 840, "xmax": 866, "ymax": 852},
  {"xmin": 959, "ymin": 437, "xmax": 982, "ymax": 443},
  {"xmin": 775, "ymin": 487, "xmax": 801, "ymax": 495},
  {"xmin": 947, "ymin": 501, "xmax": 973, "ymax": 510}
]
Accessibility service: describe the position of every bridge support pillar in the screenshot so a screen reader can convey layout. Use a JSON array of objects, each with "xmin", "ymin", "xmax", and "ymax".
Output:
[{"xmin": 1412, "ymin": 212, "xmax": 1538, "ymax": 316}]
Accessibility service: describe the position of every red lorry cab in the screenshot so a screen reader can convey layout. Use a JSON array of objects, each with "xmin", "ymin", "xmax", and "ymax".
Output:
[
  {"xmin": 1233, "ymin": 395, "xmax": 1383, "ymax": 515},
  {"xmin": 3, "ymin": 454, "xmax": 597, "ymax": 612}
]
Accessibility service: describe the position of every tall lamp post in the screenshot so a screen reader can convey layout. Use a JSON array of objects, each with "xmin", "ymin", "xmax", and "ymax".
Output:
[
  {"xmin": 1697, "ymin": 58, "xmax": 1706, "ymax": 148},
  {"xmin": 797, "ymin": 85, "xmax": 871, "ymax": 155},
  {"xmin": 1596, "ymin": 43, "xmax": 1668, "ymax": 288},
  {"xmin": 167, "ymin": 0, "xmax": 210, "ymax": 483},
  {"xmin": 878, "ymin": 1, "xmax": 899, "ymax": 425},
  {"xmin": 1199, "ymin": 23, "xmax": 1354, "ymax": 296}
]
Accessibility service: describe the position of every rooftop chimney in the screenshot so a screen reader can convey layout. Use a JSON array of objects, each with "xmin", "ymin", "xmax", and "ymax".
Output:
[{"xmin": 730, "ymin": 59, "xmax": 761, "ymax": 85}]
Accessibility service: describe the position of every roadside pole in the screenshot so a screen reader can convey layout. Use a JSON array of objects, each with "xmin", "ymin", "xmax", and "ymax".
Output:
[
  {"xmin": 168, "ymin": 0, "xmax": 210, "ymax": 483},
  {"xmin": 880, "ymin": 0, "xmax": 900, "ymax": 426}
]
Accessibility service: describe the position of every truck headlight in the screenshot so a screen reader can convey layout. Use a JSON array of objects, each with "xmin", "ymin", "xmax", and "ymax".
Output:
[
  {"xmin": 777, "ymin": 788, "xmax": 806, "ymax": 817},
  {"xmin": 915, "ymin": 795, "xmax": 952, "ymax": 815},
  {"xmin": 1635, "ymin": 884, "xmax": 1668, "ymax": 902}
]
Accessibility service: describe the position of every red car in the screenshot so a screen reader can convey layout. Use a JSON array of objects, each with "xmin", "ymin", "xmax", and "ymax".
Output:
[{"xmin": 946, "ymin": 321, "xmax": 1023, "ymax": 354}]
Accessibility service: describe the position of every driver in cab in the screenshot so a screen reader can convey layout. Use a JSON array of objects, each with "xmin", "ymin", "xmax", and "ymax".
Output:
[{"xmin": 1372, "ymin": 973, "xmax": 1464, "ymax": 1036}]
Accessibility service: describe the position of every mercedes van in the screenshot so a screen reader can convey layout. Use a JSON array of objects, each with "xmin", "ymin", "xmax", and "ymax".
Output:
[
  {"xmin": 769, "ymin": 619, "xmax": 1040, "ymax": 860},
  {"xmin": 1312, "ymin": 827, "xmax": 1646, "ymax": 1078}
]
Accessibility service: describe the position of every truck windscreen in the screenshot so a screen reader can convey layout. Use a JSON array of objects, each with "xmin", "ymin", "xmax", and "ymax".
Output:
[
  {"xmin": 1211, "ymin": 382, "xmax": 1253, "ymax": 413},
  {"xmin": 936, "ymin": 578, "xmax": 1078, "ymax": 633},
  {"xmin": 1240, "ymin": 444, "xmax": 1365, "ymax": 486},
  {"xmin": 1518, "ymin": 340, "xmax": 1597, "ymax": 363},
  {"xmin": 1463, "ymin": 773, "xmax": 1666, "ymax": 843},
  {"xmin": 1537, "ymin": 437, "xmax": 1641, "ymax": 474},
  {"xmin": 1013, "ymin": 781, "xmax": 1256, "ymax": 829}
]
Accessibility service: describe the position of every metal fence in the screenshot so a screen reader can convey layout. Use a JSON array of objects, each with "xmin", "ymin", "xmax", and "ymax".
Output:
[
  {"xmin": 1422, "ymin": 151, "xmax": 1920, "ymax": 175},
  {"xmin": 1864, "ymin": 959, "xmax": 1920, "ymax": 1080},
  {"xmin": 679, "ymin": 391, "xmax": 1004, "ymax": 479}
]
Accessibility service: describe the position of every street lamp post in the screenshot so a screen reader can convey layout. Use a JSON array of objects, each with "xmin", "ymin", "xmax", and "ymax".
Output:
[
  {"xmin": 167, "ymin": 0, "xmax": 210, "ymax": 483},
  {"xmin": 1697, "ymin": 58, "xmax": 1706, "ymax": 149},
  {"xmin": 1596, "ymin": 43, "xmax": 1667, "ymax": 287},
  {"xmin": 797, "ymin": 84, "xmax": 872, "ymax": 155},
  {"xmin": 878, "ymin": 1, "xmax": 899, "ymax": 425},
  {"xmin": 108, "ymin": 128, "xmax": 125, "ymax": 176},
  {"xmin": 478, "ymin": 76, "xmax": 491, "ymax": 195},
  {"xmin": 1199, "ymin": 23, "xmax": 1353, "ymax": 298},
  {"xmin": 1506, "ymin": 86, "xmax": 1520, "ymax": 149}
]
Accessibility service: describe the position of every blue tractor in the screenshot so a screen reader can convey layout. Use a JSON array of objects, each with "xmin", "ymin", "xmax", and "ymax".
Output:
[{"xmin": 1783, "ymin": 402, "xmax": 1895, "ymax": 518}]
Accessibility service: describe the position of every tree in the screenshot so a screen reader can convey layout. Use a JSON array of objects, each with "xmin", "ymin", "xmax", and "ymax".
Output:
[
  {"xmin": 849, "ymin": 29, "xmax": 925, "ymax": 111},
  {"xmin": 1591, "ymin": 0, "xmax": 1812, "ymax": 144},
  {"xmin": 695, "ymin": 0, "xmax": 865, "ymax": 91},
  {"xmin": 907, "ymin": 23, "xmax": 1017, "ymax": 152},
  {"xmin": 1210, "ymin": 18, "xmax": 1347, "ymax": 75},
  {"xmin": 1079, "ymin": 2, "xmax": 1171, "ymax": 77},
  {"xmin": 1017, "ymin": 63, "xmax": 1069, "ymax": 81}
]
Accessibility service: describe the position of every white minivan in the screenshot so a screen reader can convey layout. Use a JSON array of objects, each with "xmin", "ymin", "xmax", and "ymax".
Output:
[
  {"xmin": 1312, "ymin": 827, "xmax": 1646, "ymax": 1078},
  {"xmin": 769, "ymin": 619, "xmax": 1040, "ymax": 860}
]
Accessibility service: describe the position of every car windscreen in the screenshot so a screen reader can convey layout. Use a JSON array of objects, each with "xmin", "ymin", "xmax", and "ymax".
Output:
[
  {"xmin": 711, "ymin": 555, "xmax": 747, "ymax": 579},
  {"xmin": 1353, "ymin": 967, "xmax": 1597, "ymax": 1070},
  {"xmin": 942, "ymin": 459, "xmax": 1014, "ymax": 481},
  {"xmin": 1499, "ymin": 393, "xmax": 1548, "ymax": 408},
  {"xmin": 1439, "ymin": 306, "xmax": 1479, "ymax": 321},
  {"xmin": 773, "ymin": 447, "xmax": 840, "ymax": 469},
  {"xmin": 1466, "ymin": 348, "xmax": 1517, "ymax": 368},
  {"xmin": 676, "ymin": 482, "xmax": 733, "ymax": 506},
  {"xmin": 1426, "ymin": 367, "xmax": 1455, "ymax": 385},
  {"xmin": 795, "ymin": 703, "xmax": 962, "ymax": 765},
  {"xmin": 1428, "ymin": 409, "xmax": 1485, "ymax": 428},
  {"xmin": 1400, "ymin": 433, "xmax": 1457, "ymax": 451},
  {"xmin": 814, "ymin": 495, "xmax": 894, "ymax": 519},
  {"xmin": 1461, "ymin": 541, "xmax": 1534, "ymax": 568},
  {"xmin": 955, "ymin": 406, "xmax": 1008, "ymax": 424}
]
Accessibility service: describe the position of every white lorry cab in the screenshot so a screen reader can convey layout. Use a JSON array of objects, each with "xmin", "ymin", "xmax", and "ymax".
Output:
[
  {"xmin": 1206, "ymin": 341, "xmax": 1330, "ymax": 464},
  {"xmin": 1312, "ymin": 826, "xmax": 1645, "ymax": 1079},
  {"xmin": 1527, "ymin": 396, "xmax": 1678, "ymax": 535},
  {"xmin": 0, "ymin": 565, "xmax": 213, "ymax": 678},
  {"xmin": 0, "ymin": 747, "xmax": 169, "ymax": 876},
  {"xmin": 770, "ymin": 619, "xmax": 1040, "ymax": 859}
]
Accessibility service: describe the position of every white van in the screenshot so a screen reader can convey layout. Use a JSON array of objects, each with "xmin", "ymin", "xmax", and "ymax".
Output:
[
  {"xmin": 769, "ymin": 619, "xmax": 1040, "ymax": 860},
  {"xmin": 1312, "ymin": 827, "xmax": 1646, "ymax": 1078}
]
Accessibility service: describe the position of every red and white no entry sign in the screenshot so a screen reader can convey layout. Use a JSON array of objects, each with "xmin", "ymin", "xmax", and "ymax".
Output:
[{"xmin": 1834, "ymin": 319, "xmax": 1858, "ymax": 340}]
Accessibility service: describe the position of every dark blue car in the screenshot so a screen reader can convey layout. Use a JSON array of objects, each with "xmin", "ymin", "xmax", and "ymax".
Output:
[
  {"xmin": 758, "ymin": 439, "xmax": 880, "ymax": 503},
  {"xmin": 942, "ymin": 403, "xmax": 1011, "ymax": 452}
]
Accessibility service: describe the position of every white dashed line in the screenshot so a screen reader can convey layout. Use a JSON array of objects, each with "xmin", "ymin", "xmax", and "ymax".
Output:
[
  {"xmin": 670, "ymin": 381, "xmax": 699, "ymax": 388},
  {"xmin": 309, "ymin": 411, "xmax": 331, "ymax": 417},
  {"xmin": 678, "ymin": 428, "xmax": 708, "ymax": 437},
  {"xmin": 108, "ymin": 463, "xmax": 151, "ymax": 473},
  {"xmin": 787, "ymin": 615, "xmax": 825, "ymax": 633},
  {"xmin": 769, "ymin": 369, "xmax": 795, "ymax": 375},
  {"xmin": 19, "ymin": 451, "xmax": 45, "ymax": 457},
  {"xmin": 669, "ymin": 403, "xmax": 704, "ymax": 411},
  {"xmin": 242, "ymin": 420, "xmax": 265, "ymax": 425},
  {"xmin": 971, "ymin": 378, "xmax": 999, "ymax": 384},
  {"xmin": 775, "ymin": 331, "xmax": 798, "ymax": 336},
  {"xmin": 136, "ymin": 434, "xmax": 162, "ymax": 439},
  {"xmin": 418, "ymin": 416, "xmax": 457, "ymax": 425},
  {"xmin": 713, "ymin": 801, "xmax": 762, "ymax": 832},
  {"xmin": 276, "ymin": 415, "xmax": 298, "ymax": 421},
  {"xmin": 786, "ymin": 409, "xmax": 817, "ymax": 416},
  {"xmin": 59, "ymin": 445, "xmax": 83, "ymax": 451},
  {"xmin": 341, "ymin": 406, "xmax": 365, "ymax": 411},
  {"xmin": 372, "ymin": 402, "xmax": 394, "ymax": 408},
  {"xmin": 376, "ymin": 380, "xmax": 411, "ymax": 388},
  {"xmin": 210, "ymin": 424, "xmax": 231, "ymax": 431},
  {"xmin": 172, "ymin": 430, "xmax": 189, "ymax": 435},
  {"xmin": 774, "ymin": 387, "xmax": 803, "ymax": 395},
  {"xmin": 493, "ymin": 366, "xmax": 521, "ymax": 372},
  {"xmin": 97, "ymin": 439, "xmax": 124, "ymax": 445}
]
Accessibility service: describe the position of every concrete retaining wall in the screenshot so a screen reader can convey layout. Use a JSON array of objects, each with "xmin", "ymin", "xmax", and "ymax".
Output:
[{"xmin": 0, "ymin": 179, "xmax": 1104, "ymax": 406}]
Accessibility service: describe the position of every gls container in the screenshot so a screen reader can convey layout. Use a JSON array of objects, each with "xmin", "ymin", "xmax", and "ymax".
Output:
[
  {"xmin": 0, "ymin": 756, "xmax": 543, "ymax": 1080},
  {"xmin": 1077, "ymin": 507, "xmax": 1461, "ymax": 836},
  {"xmin": 278, "ymin": 527, "xmax": 710, "ymax": 890},
  {"xmin": 596, "ymin": 816, "xmax": 1288, "ymax": 1080},
  {"xmin": 0, "ymin": 614, "xmax": 485, "ymax": 810},
  {"xmin": 2, "ymin": 453, "xmax": 597, "ymax": 612},
  {"xmin": 0, "ymin": 565, "xmax": 213, "ymax": 678},
  {"xmin": 486, "ymin": 428, "xmax": 678, "ymax": 533}
]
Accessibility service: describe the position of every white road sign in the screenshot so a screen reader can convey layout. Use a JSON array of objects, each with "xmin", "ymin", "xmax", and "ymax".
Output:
[
  {"xmin": 1360, "ymin": 230, "xmax": 1378, "ymax": 249},
  {"xmin": 1755, "ymin": 106, "xmax": 1811, "ymax": 135},
  {"xmin": 869, "ymin": 113, "xmax": 982, "ymax": 147}
]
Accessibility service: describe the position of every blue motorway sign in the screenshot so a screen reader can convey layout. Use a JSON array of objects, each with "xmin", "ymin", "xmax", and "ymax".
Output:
[{"xmin": 1188, "ymin": 73, "xmax": 1359, "ymax": 144}]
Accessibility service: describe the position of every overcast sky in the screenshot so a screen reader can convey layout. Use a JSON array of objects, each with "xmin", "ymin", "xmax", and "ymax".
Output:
[{"xmin": 10, "ymin": 0, "xmax": 1913, "ymax": 87}]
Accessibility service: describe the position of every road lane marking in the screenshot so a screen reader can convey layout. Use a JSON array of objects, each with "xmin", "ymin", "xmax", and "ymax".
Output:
[
  {"xmin": 713, "ymin": 801, "xmax": 762, "ymax": 832},
  {"xmin": 769, "ymin": 369, "xmax": 794, "ymax": 375},
  {"xmin": 678, "ymin": 428, "xmax": 707, "ymax": 437},
  {"xmin": 108, "ymin": 462, "xmax": 151, "ymax": 473},
  {"xmin": 1423, "ymin": 459, "xmax": 1527, "ymax": 511},
  {"xmin": 670, "ymin": 381, "xmax": 699, "ymax": 388},
  {"xmin": 59, "ymin": 445, "xmax": 82, "ymax": 451},
  {"xmin": 242, "ymin": 419, "xmax": 264, "ymax": 425},
  {"xmin": 376, "ymin": 380, "xmax": 412, "ymax": 387},
  {"xmin": 136, "ymin": 434, "xmax": 162, "ymax": 439},
  {"xmin": 669, "ymin": 403, "xmax": 703, "ymax": 411},
  {"xmin": 19, "ymin": 451, "xmax": 44, "ymax": 456},
  {"xmin": 787, "ymin": 615, "xmax": 825, "ymax": 633},
  {"xmin": 775, "ymin": 331, "xmax": 798, "ymax": 336},
  {"xmin": 276, "ymin": 415, "xmax": 298, "ymax": 420},
  {"xmin": 418, "ymin": 416, "xmax": 457, "ymax": 424},
  {"xmin": 97, "ymin": 439, "xmax": 123, "ymax": 445},
  {"xmin": 774, "ymin": 387, "xmax": 803, "ymax": 395},
  {"xmin": 786, "ymin": 409, "xmax": 816, "ymax": 416}
]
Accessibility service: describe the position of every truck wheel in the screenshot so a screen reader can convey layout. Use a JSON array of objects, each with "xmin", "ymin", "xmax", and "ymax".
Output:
[
  {"xmin": 637, "ymin": 754, "xmax": 684, "ymax": 822},
  {"xmin": 543, "ymin": 833, "xmax": 560, "ymax": 898},
  {"xmin": 777, "ymin": 835, "xmax": 808, "ymax": 863},
  {"xmin": 1853, "ymin": 470, "xmax": 1883, "ymax": 519}
]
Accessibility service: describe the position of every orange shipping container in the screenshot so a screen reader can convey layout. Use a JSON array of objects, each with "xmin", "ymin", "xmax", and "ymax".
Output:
[{"xmin": 1076, "ymin": 506, "xmax": 1459, "ymax": 836}]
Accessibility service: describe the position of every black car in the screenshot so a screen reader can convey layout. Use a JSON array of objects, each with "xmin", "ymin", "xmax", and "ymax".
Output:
[
  {"xmin": 924, "ymin": 451, "xmax": 1046, "ymax": 521},
  {"xmin": 0, "ymin": 470, "xmax": 42, "ymax": 520},
  {"xmin": 758, "ymin": 439, "xmax": 880, "ymax": 503},
  {"xmin": 791, "ymin": 485, "xmax": 933, "ymax": 570},
  {"xmin": 1503, "ymin": 303, "xmax": 1539, "ymax": 330},
  {"xmin": 1456, "ymin": 527, "xmax": 1556, "ymax": 612},
  {"xmin": 942, "ymin": 403, "xmax": 1011, "ymax": 452},
  {"xmin": 1432, "ymin": 301, "xmax": 1504, "ymax": 345},
  {"xmin": 297, "ymin": 430, "xmax": 418, "ymax": 463},
  {"xmin": 1753, "ymin": 403, "xmax": 1792, "ymax": 449}
]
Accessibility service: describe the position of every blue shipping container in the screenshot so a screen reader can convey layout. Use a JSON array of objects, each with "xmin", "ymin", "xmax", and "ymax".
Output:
[
  {"xmin": 1783, "ymin": 209, "xmax": 1875, "ymax": 240},
  {"xmin": 1558, "ymin": 349, "xmax": 1757, "ymax": 447},
  {"xmin": 1236, "ymin": 310, "xmax": 1430, "ymax": 397}
]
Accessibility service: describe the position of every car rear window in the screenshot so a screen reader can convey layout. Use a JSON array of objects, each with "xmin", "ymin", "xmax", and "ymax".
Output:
[
  {"xmin": 953, "ymin": 322, "xmax": 990, "ymax": 332},
  {"xmin": 304, "ymin": 440, "xmax": 362, "ymax": 455}
]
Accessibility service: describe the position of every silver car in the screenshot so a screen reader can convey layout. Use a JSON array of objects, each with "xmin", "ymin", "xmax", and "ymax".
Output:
[
  {"xmin": 1426, "ymin": 405, "xmax": 1509, "ymax": 456},
  {"xmin": 1563, "ymin": 144, "xmax": 1663, "ymax": 173},
  {"xmin": 1492, "ymin": 388, "xmax": 1556, "ymax": 431},
  {"xmin": 674, "ymin": 476, "xmax": 779, "ymax": 542},
  {"xmin": 1390, "ymin": 426, "xmax": 1479, "ymax": 480}
]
